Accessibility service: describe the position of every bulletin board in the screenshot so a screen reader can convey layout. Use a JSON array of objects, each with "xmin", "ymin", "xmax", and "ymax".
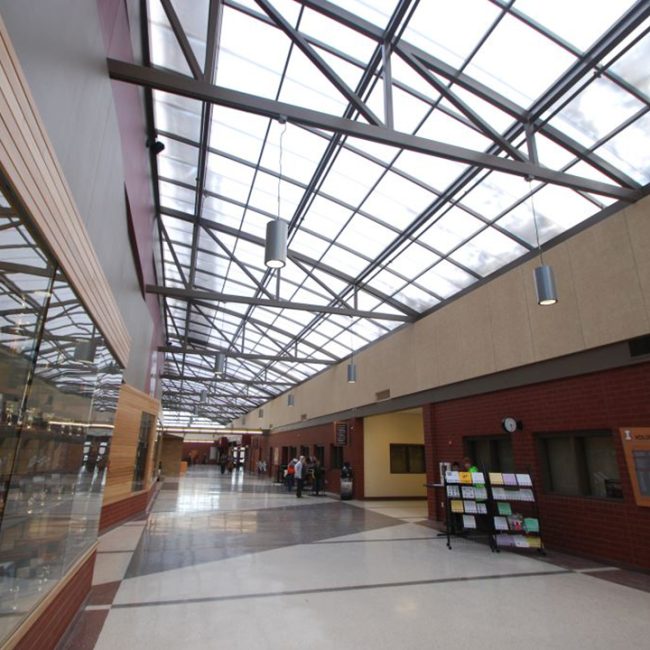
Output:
[{"xmin": 619, "ymin": 428, "xmax": 650, "ymax": 507}]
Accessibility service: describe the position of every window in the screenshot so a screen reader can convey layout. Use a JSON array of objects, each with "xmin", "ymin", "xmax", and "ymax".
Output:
[
  {"xmin": 314, "ymin": 445, "xmax": 325, "ymax": 466},
  {"xmin": 466, "ymin": 436, "xmax": 514, "ymax": 472},
  {"xmin": 390, "ymin": 444, "xmax": 425, "ymax": 474},
  {"xmin": 300, "ymin": 445, "xmax": 309, "ymax": 457},
  {"xmin": 538, "ymin": 431, "xmax": 622, "ymax": 499},
  {"xmin": 132, "ymin": 412, "xmax": 154, "ymax": 491},
  {"xmin": 330, "ymin": 445, "xmax": 344, "ymax": 470}
]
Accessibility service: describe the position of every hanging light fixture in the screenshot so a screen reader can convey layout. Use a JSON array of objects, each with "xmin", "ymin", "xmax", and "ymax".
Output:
[
  {"xmin": 346, "ymin": 309, "xmax": 357, "ymax": 384},
  {"xmin": 214, "ymin": 352, "xmax": 226, "ymax": 376},
  {"xmin": 265, "ymin": 117, "xmax": 288, "ymax": 269},
  {"xmin": 529, "ymin": 181, "xmax": 558, "ymax": 306}
]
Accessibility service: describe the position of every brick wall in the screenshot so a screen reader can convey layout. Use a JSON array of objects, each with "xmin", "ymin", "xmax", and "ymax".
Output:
[
  {"xmin": 99, "ymin": 489, "xmax": 148, "ymax": 533},
  {"xmin": 262, "ymin": 418, "xmax": 364, "ymax": 497},
  {"xmin": 423, "ymin": 361, "xmax": 650, "ymax": 569},
  {"xmin": 13, "ymin": 550, "xmax": 95, "ymax": 650}
]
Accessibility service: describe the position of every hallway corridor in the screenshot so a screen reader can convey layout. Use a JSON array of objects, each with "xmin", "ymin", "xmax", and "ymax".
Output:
[{"xmin": 63, "ymin": 469, "xmax": 650, "ymax": 650}]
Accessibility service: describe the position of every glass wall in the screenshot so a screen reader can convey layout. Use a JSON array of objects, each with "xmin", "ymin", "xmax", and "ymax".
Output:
[{"xmin": 0, "ymin": 182, "xmax": 122, "ymax": 643}]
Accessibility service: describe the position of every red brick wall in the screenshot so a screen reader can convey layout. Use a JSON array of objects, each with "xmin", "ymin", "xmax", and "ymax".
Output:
[
  {"xmin": 263, "ymin": 418, "xmax": 364, "ymax": 497},
  {"xmin": 182, "ymin": 442, "xmax": 216, "ymax": 464},
  {"xmin": 99, "ymin": 490, "xmax": 148, "ymax": 533},
  {"xmin": 13, "ymin": 550, "xmax": 95, "ymax": 650},
  {"xmin": 423, "ymin": 361, "xmax": 650, "ymax": 569}
]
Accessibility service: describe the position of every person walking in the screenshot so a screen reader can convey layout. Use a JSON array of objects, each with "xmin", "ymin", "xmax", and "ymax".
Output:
[{"xmin": 295, "ymin": 455, "xmax": 306, "ymax": 498}]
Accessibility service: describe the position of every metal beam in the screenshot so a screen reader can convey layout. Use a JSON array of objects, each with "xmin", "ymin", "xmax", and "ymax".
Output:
[
  {"xmin": 253, "ymin": 0, "xmax": 382, "ymax": 126},
  {"xmin": 159, "ymin": 344, "xmax": 337, "ymax": 364},
  {"xmin": 107, "ymin": 59, "xmax": 636, "ymax": 200},
  {"xmin": 160, "ymin": 0, "xmax": 203, "ymax": 79},
  {"xmin": 147, "ymin": 284, "xmax": 412, "ymax": 321},
  {"xmin": 162, "ymin": 373, "xmax": 291, "ymax": 386}
]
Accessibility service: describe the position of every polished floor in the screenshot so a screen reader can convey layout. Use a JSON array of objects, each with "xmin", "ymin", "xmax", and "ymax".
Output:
[{"xmin": 63, "ymin": 468, "xmax": 650, "ymax": 650}]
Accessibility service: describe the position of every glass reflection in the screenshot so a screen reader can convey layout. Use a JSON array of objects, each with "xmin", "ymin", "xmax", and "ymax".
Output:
[{"xmin": 0, "ymin": 185, "xmax": 122, "ymax": 643}]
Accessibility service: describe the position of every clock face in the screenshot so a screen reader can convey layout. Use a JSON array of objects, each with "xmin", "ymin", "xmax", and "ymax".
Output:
[{"xmin": 503, "ymin": 417, "xmax": 518, "ymax": 433}]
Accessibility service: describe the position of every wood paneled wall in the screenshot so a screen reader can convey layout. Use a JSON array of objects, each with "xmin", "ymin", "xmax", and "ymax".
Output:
[
  {"xmin": 160, "ymin": 436, "xmax": 183, "ymax": 477},
  {"xmin": 0, "ymin": 14, "xmax": 130, "ymax": 365},
  {"xmin": 103, "ymin": 383, "xmax": 160, "ymax": 505}
]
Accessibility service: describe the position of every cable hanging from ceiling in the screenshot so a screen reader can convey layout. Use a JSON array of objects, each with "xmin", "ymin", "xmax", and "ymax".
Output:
[
  {"xmin": 529, "ymin": 180, "xmax": 558, "ymax": 306},
  {"xmin": 265, "ymin": 117, "xmax": 288, "ymax": 269}
]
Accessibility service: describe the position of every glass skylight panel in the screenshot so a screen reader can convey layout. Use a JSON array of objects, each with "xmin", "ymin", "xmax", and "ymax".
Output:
[
  {"xmin": 451, "ymin": 86, "xmax": 516, "ymax": 135},
  {"xmin": 354, "ymin": 289, "xmax": 381, "ymax": 312},
  {"xmin": 465, "ymin": 13, "xmax": 576, "ymax": 106},
  {"xmin": 248, "ymin": 172, "xmax": 303, "ymax": 218},
  {"xmin": 609, "ymin": 33, "xmax": 650, "ymax": 99},
  {"xmin": 216, "ymin": 6, "xmax": 289, "ymax": 99},
  {"xmin": 299, "ymin": 195, "xmax": 355, "ymax": 239},
  {"xmin": 515, "ymin": 0, "xmax": 636, "ymax": 53},
  {"xmin": 367, "ymin": 268, "xmax": 407, "ymax": 295},
  {"xmin": 314, "ymin": 46, "xmax": 365, "ymax": 92},
  {"xmin": 157, "ymin": 139, "xmax": 198, "ymax": 185},
  {"xmin": 320, "ymin": 339, "xmax": 350, "ymax": 357},
  {"xmin": 402, "ymin": 0, "xmax": 501, "ymax": 70},
  {"xmin": 299, "ymin": 7, "xmax": 377, "ymax": 63},
  {"xmin": 279, "ymin": 48, "xmax": 349, "ymax": 115},
  {"xmin": 289, "ymin": 229, "xmax": 332, "ymax": 258},
  {"xmin": 153, "ymin": 91, "xmax": 202, "ymax": 143},
  {"xmin": 159, "ymin": 180, "xmax": 195, "ymax": 213},
  {"xmin": 320, "ymin": 244, "xmax": 370, "ymax": 276},
  {"xmin": 318, "ymin": 148, "xmax": 385, "ymax": 207},
  {"xmin": 494, "ymin": 202, "xmax": 561, "ymax": 247},
  {"xmin": 148, "ymin": 5, "xmax": 193, "ymax": 76},
  {"xmin": 209, "ymin": 107, "xmax": 268, "ymax": 164},
  {"xmin": 387, "ymin": 242, "xmax": 439, "ymax": 278},
  {"xmin": 418, "ymin": 207, "xmax": 484, "ymax": 255},
  {"xmin": 450, "ymin": 228, "xmax": 528, "ymax": 277},
  {"xmin": 417, "ymin": 260, "xmax": 477, "ymax": 299},
  {"xmin": 530, "ymin": 185, "xmax": 601, "ymax": 231},
  {"xmin": 393, "ymin": 284, "xmax": 440, "ymax": 312},
  {"xmin": 532, "ymin": 133, "xmax": 576, "ymax": 170},
  {"xmin": 326, "ymin": 0, "xmax": 394, "ymax": 28},
  {"xmin": 344, "ymin": 137, "xmax": 399, "ymax": 165},
  {"xmin": 335, "ymin": 215, "xmax": 396, "ymax": 257},
  {"xmin": 205, "ymin": 153, "xmax": 257, "ymax": 203},
  {"xmin": 365, "ymin": 82, "xmax": 433, "ymax": 134},
  {"xmin": 351, "ymin": 318, "xmax": 389, "ymax": 342},
  {"xmin": 549, "ymin": 77, "xmax": 645, "ymax": 148},
  {"xmin": 260, "ymin": 123, "xmax": 329, "ymax": 184},
  {"xmin": 417, "ymin": 104, "xmax": 494, "ymax": 152},
  {"xmin": 461, "ymin": 172, "xmax": 531, "ymax": 220},
  {"xmin": 595, "ymin": 112, "xmax": 650, "ymax": 184},
  {"xmin": 393, "ymin": 150, "xmax": 467, "ymax": 193},
  {"xmin": 360, "ymin": 171, "xmax": 435, "ymax": 230}
]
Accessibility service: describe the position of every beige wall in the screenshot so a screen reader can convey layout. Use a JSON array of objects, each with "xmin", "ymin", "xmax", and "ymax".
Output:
[
  {"xmin": 364, "ymin": 410, "xmax": 426, "ymax": 498},
  {"xmin": 236, "ymin": 195, "xmax": 650, "ymax": 430}
]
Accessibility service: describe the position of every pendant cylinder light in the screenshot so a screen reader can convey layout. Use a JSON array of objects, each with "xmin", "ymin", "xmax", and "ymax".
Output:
[
  {"xmin": 215, "ymin": 352, "xmax": 226, "ymax": 376},
  {"xmin": 534, "ymin": 264, "xmax": 558, "ymax": 306},
  {"xmin": 264, "ymin": 219, "xmax": 287, "ymax": 268},
  {"xmin": 347, "ymin": 362, "xmax": 357, "ymax": 384}
]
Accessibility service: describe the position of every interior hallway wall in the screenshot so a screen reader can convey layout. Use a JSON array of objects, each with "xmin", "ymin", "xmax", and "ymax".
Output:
[
  {"xmin": 235, "ymin": 195, "xmax": 650, "ymax": 430},
  {"xmin": 0, "ymin": 0, "xmax": 157, "ymax": 391},
  {"xmin": 364, "ymin": 410, "xmax": 426, "ymax": 498}
]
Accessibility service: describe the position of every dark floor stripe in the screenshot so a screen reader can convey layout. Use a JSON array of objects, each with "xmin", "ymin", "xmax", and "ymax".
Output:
[
  {"xmin": 111, "ymin": 569, "xmax": 571, "ymax": 609},
  {"xmin": 314, "ymin": 536, "xmax": 443, "ymax": 544}
]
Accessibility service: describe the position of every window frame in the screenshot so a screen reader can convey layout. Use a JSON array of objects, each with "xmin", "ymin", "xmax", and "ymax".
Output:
[
  {"xmin": 389, "ymin": 443, "xmax": 426, "ymax": 474},
  {"xmin": 536, "ymin": 429, "xmax": 623, "ymax": 500},
  {"xmin": 464, "ymin": 434, "xmax": 514, "ymax": 473}
]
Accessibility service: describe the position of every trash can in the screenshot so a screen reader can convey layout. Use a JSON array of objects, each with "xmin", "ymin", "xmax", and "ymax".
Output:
[
  {"xmin": 340, "ymin": 462, "xmax": 353, "ymax": 500},
  {"xmin": 340, "ymin": 477, "xmax": 353, "ymax": 500}
]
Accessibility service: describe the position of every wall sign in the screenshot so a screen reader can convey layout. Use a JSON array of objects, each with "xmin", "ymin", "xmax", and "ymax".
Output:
[
  {"xmin": 619, "ymin": 427, "xmax": 650, "ymax": 507},
  {"xmin": 334, "ymin": 422, "xmax": 348, "ymax": 446}
]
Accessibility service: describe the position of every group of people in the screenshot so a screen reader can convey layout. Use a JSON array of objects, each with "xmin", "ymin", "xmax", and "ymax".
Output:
[{"xmin": 284, "ymin": 456, "xmax": 325, "ymax": 497}]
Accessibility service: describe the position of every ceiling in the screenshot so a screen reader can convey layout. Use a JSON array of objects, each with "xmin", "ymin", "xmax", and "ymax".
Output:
[{"xmin": 120, "ymin": 0, "xmax": 650, "ymax": 427}]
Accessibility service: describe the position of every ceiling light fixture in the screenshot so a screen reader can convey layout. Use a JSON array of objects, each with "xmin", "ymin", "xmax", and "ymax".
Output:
[
  {"xmin": 215, "ymin": 351, "xmax": 226, "ymax": 376},
  {"xmin": 530, "ymin": 181, "xmax": 558, "ymax": 306},
  {"xmin": 265, "ymin": 117, "xmax": 288, "ymax": 269}
]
